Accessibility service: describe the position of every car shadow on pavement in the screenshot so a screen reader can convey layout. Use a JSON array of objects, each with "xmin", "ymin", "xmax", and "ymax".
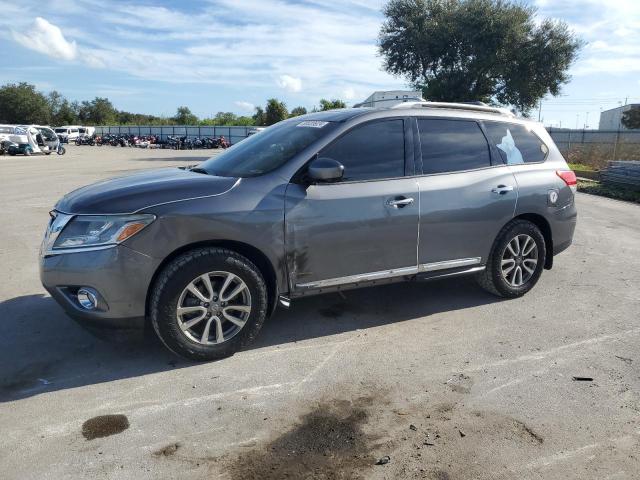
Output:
[
  {"xmin": 254, "ymin": 276, "xmax": 502, "ymax": 349},
  {"xmin": 0, "ymin": 294, "xmax": 177, "ymax": 403},
  {"xmin": 0, "ymin": 277, "xmax": 501, "ymax": 402}
]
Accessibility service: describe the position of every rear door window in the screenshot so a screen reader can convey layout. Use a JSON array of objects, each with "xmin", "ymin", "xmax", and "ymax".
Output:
[
  {"xmin": 320, "ymin": 119, "xmax": 405, "ymax": 181},
  {"xmin": 483, "ymin": 122, "xmax": 548, "ymax": 164},
  {"xmin": 418, "ymin": 119, "xmax": 491, "ymax": 174}
]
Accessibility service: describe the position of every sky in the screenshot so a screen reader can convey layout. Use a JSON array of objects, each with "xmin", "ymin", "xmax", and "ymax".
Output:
[{"xmin": 0, "ymin": 0, "xmax": 638, "ymax": 129}]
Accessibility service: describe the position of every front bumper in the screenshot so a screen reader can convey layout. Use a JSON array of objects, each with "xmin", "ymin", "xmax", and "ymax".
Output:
[{"xmin": 40, "ymin": 245, "xmax": 160, "ymax": 330}]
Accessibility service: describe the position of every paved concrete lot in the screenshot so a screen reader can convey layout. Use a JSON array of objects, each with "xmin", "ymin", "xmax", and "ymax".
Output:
[{"xmin": 1, "ymin": 145, "xmax": 639, "ymax": 479}]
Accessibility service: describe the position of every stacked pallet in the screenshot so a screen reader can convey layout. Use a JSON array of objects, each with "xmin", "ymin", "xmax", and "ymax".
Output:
[{"xmin": 601, "ymin": 161, "xmax": 640, "ymax": 191}]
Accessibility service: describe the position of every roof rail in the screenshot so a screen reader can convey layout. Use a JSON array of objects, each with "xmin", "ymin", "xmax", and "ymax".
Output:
[{"xmin": 390, "ymin": 101, "xmax": 515, "ymax": 117}]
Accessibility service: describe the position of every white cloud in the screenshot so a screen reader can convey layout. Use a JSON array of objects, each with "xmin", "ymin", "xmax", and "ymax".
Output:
[
  {"xmin": 12, "ymin": 17, "xmax": 77, "ymax": 61},
  {"xmin": 342, "ymin": 87, "xmax": 357, "ymax": 100},
  {"xmin": 534, "ymin": 0, "xmax": 640, "ymax": 77},
  {"xmin": 234, "ymin": 101, "xmax": 256, "ymax": 111},
  {"xmin": 3, "ymin": 1, "xmax": 406, "ymax": 99},
  {"xmin": 277, "ymin": 75, "xmax": 302, "ymax": 93}
]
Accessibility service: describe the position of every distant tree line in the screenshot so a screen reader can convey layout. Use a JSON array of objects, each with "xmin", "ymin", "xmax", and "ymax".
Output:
[{"xmin": 0, "ymin": 82, "xmax": 347, "ymax": 127}]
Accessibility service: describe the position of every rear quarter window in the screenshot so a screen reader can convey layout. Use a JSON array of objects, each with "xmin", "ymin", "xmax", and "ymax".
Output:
[{"xmin": 484, "ymin": 122, "xmax": 548, "ymax": 164}]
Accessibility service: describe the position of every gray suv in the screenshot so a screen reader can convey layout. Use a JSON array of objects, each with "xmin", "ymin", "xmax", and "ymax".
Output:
[{"xmin": 40, "ymin": 102, "xmax": 577, "ymax": 360}]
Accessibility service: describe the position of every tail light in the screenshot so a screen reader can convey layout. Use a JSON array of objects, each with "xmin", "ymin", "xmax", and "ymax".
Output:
[{"xmin": 556, "ymin": 170, "xmax": 577, "ymax": 193}]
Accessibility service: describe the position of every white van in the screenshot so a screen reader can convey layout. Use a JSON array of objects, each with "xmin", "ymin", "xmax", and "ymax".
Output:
[
  {"xmin": 79, "ymin": 126, "xmax": 95, "ymax": 137},
  {"xmin": 54, "ymin": 125, "xmax": 81, "ymax": 142}
]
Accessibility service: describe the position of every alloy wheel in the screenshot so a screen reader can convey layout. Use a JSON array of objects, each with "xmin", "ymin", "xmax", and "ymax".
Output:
[
  {"xmin": 500, "ymin": 234, "xmax": 538, "ymax": 287},
  {"xmin": 176, "ymin": 271, "xmax": 251, "ymax": 345}
]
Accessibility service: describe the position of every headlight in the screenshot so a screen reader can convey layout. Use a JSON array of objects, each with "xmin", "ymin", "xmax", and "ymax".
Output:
[{"xmin": 53, "ymin": 214, "xmax": 155, "ymax": 250}]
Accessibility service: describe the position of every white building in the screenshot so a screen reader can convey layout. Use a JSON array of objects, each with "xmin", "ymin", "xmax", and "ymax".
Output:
[
  {"xmin": 599, "ymin": 104, "xmax": 640, "ymax": 131},
  {"xmin": 354, "ymin": 90, "xmax": 424, "ymax": 108}
]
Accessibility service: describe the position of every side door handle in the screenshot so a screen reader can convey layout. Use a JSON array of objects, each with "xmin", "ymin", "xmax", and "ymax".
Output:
[
  {"xmin": 491, "ymin": 185, "xmax": 514, "ymax": 195},
  {"xmin": 386, "ymin": 196, "xmax": 414, "ymax": 208}
]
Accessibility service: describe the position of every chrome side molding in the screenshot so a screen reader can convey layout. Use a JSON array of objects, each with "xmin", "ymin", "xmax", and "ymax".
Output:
[
  {"xmin": 295, "ymin": 257, "xmax": 482, "ymax": 289},
  {"xmin": 418, "ymin": 257, "xmax": 481, "ymax": 272},
  {"xmin": 278, "ymin": 295, "xmax": 291, "ymax": 308}
]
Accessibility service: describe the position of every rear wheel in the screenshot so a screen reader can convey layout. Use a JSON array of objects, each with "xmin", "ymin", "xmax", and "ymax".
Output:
[
  {"xmin": 150, "ymin": 248, "xmax": 268, "ymax": 361},
  {"xmin": 476, "ymin": 220, "xmax": 546, "ymax": 298}
]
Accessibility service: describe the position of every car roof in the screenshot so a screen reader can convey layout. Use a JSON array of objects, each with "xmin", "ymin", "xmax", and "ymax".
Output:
[
  {"xmin": 300, "ymin": 104, "xmax": 534, "ymax": 126},
  {"xmin": 298, "ymin": 108, "xmax": 374, "ymax": 122}
]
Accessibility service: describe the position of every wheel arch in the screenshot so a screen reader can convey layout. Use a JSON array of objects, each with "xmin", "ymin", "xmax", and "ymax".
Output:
[
  {"xmin": 513, "ymin": 213, "xmax": 553, "ymax": 269},
  {"xmin": 145, "ymin": 240, "xmax": 279, "ymax": 322}
]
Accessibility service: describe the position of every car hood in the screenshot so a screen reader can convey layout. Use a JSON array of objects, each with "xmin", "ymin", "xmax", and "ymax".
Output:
[{"xmin": 55, "ymin": 167, "xmax": 240, "ymax": 214}]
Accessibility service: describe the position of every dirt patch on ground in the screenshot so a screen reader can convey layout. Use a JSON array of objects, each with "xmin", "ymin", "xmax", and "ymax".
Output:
[
  {"xmin": 226, "ymin": 397, "xmax": 378, "ymax": 480},
  {"xmin": 82, "ymin": 414, "xmax": 129, "ymax": 440},
  {"xmin": 154, "ymin": 442, "xmax": 181, "ymax": 457}
]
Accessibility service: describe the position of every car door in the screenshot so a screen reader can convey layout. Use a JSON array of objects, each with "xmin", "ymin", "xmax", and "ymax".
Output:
[
  {"xmin": 415, "ymin": 117, "xmax": 518, "ymax": 271},
  {"xmin": 285, "ymin": 118, "xmax": 419, "ymax": 291}
]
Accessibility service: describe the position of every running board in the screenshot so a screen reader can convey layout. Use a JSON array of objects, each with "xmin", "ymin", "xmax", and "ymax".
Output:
[{"xmin": 416, "ymin": 266, "xmax": 485, "ymax": 281}]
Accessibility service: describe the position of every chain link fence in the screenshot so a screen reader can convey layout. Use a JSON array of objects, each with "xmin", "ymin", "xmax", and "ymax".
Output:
[
  {"xmin": 548, "ymin": 129, "xmax": 640, "ymax": 169},
  {"xmin": 94, "ymin": 125, "xmax": 254, "ymax": 146}
]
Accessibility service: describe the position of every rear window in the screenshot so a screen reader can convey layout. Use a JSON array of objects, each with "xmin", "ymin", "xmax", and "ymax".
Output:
[
  {"xmin": 418, "ymin": 119, "xmax": 491, "ymax": 174},
  {"xmin": 483, "ymin": 122, "xmax": 548, "ymax": 164}
]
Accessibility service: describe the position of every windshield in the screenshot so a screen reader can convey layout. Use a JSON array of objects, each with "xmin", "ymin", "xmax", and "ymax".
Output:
[
  {"xmin": 0, "ymin": 127, "xmax": 13, "ymax": 134},
  {"xmin": 37, "ymin": 127, "xmax": 57, "ymax": 141},
  {"xmin": 199, "ymin": 120, "xmax": 338, "ymax": 177},
  {"xmin": 55, "ymin": 128, "xmax": 67, "ymax": 133}
]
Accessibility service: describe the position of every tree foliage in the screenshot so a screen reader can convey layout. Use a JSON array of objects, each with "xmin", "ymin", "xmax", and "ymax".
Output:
[
  {"xmin": 253, "ymin": 106, "xmax": 266, "ymax": 126},
  {"xmin": 265, "ymin": 98, "xmax": 289, "ymax": 125},
  {"xmin": 319, "ymin": 99, "xmax": 347, "ymax": 111},
  {"xmin": 621, "ymin": 107, "xmax": 640, "ymax": 130},
  {"xmin": 290, "ymin": 106, "xmax": 308, "ymax": 117},
  {"xmin": 379, "ymin": 0, "xmax": 584, "ymax": 112},
  {"xmin": 0, "ymin": 81, "xmax": 340, "ymax": 127},
  {"xmin": 172, "ymin": 106, "xmax": 199, "ymax": 125},
  {"xmin": 0, "ymin": 82, "xmax": 51, "ymax": 124}
]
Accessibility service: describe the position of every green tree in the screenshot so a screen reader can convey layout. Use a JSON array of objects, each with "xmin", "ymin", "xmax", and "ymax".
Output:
[
  {"xmin": 77, "ymin": 97, "xmax": 118, "ymax": 125},
  {"xmin": 621, "ymin": 107, "xmax": 640, "ymax": 130},
  {"xmin": 173, "ymin": 106, "xmax": 199, "ymax": 125},
  {"xmin": 265, "ymin": 99, "xmax": 289, "ymax": 125},
  {"xmin": 234, "ymin": 116, "xmax": 255, "ymax": 126},
  {"xmin": 253, "ymin": 106, "xmax": 266, "ymax": 126},
  {"xmin": 378, "ymin": 0, "xmax": 583, "ymax": 113},
  {"xmin": 0, "ymin": 82, "xmax": 51, "ymax": 124},
  {"xmin": 213, "ymin": 112, "xmax": 238, "ymax": 125},
  {"xmin": 318, "ymin": 99, "xmax": 346, "ymax": 111},
  {"xmin": 290, "ymin": 106, "xmax": 308, "ymax": 117},
  {"xmin": 53, "ymin": 100, "xmax": 78, "ymax": 125},
  {"xmin": 47, "ymin": 91, "xmax": 78, "ymax": 125}
]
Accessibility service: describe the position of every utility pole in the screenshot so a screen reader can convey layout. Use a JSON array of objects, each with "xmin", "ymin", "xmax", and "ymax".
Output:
[{"xmin": 538, "ymin": 101, "xmax": 542, "ymax": 122}]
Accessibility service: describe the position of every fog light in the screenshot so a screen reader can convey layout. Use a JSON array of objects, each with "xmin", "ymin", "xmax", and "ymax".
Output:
[{"xmin": 77, "ymin": 288, "xmax": 98, "ymax": 310}]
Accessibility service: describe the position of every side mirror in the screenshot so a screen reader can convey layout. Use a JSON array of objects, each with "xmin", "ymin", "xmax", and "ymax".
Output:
[{"xmin": 308, "ymin": 157, "xmax": 344, "ymax": 183}]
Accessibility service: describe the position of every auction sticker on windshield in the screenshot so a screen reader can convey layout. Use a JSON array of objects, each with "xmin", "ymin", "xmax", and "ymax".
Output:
[{"xmin": 297, "ymin": 121, "xmax": 329, "ymax": 128}]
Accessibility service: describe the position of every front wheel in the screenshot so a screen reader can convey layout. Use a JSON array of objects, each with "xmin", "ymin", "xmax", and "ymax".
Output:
[
  {"xmin": 476, "ymin": 220, "xmax": 546, "ymax": 298},
  {"xmin": 150, "ymin": 248, "xmax": 268, "ymax": 361}
]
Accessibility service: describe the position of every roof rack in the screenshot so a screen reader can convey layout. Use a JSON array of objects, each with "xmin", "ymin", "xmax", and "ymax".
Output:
[{"xmin": 390, "ymin": 101, "xmax": 515, "ymax": 117}]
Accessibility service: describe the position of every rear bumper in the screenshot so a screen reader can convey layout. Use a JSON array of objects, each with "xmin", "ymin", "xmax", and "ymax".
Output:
[
  {"xmin": 550, "ymin": 201, "xmax": 577, "ymax": 256},
  {"xmin": 40, "ymin": 245, "xmax": 160, "ymax": 331}
]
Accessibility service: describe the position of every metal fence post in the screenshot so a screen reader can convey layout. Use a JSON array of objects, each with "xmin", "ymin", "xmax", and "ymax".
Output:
[{"xmin": 612, "ymin": 129, "xmax": 620, "ymax": 161}]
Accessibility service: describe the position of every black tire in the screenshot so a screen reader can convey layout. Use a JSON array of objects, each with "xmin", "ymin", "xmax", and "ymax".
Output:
[
  {"xmin": 476, "ymin": 219, "xmax": 546, "ymax": 298},
  {"xmin": 150, "ymin": 248, "xmax": 268, "ymax": 361}
]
